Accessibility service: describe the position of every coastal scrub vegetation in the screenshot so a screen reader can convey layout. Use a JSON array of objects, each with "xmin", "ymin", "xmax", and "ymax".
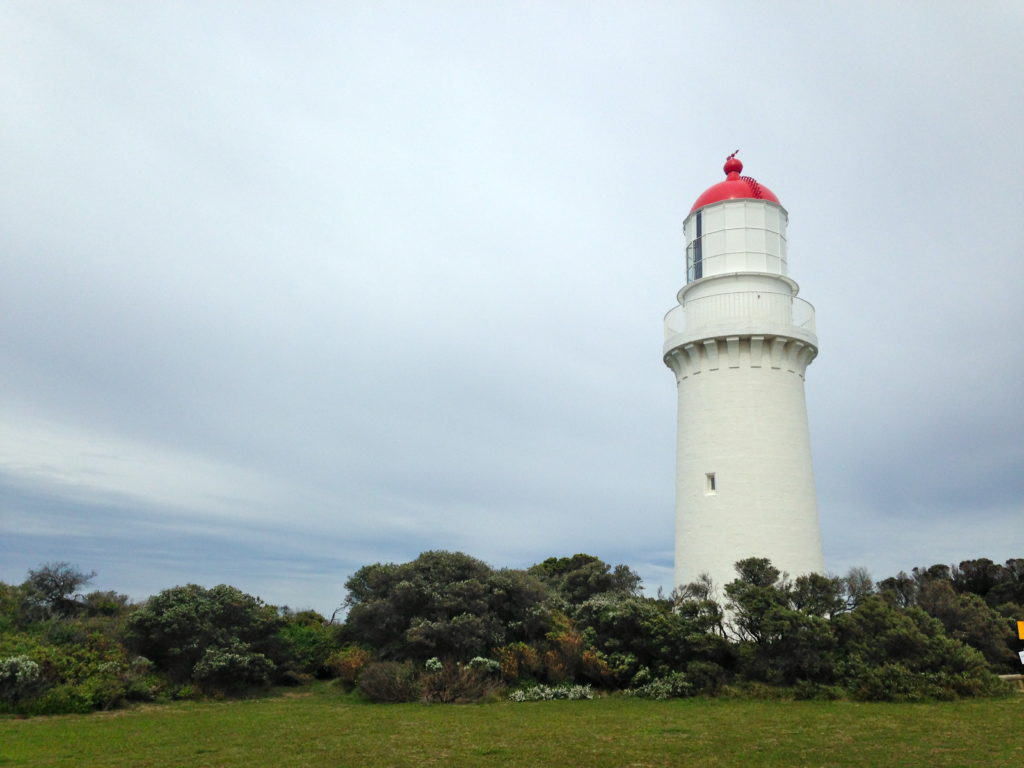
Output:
[{"xmin": 0, "ymin": 554, "xmax": 1021, "ymax": 714}]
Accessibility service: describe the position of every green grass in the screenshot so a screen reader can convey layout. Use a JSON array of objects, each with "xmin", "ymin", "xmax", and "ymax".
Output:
[{"xmin": 2, "ymin": 685, "xmax": 1022, "ymax": 767}]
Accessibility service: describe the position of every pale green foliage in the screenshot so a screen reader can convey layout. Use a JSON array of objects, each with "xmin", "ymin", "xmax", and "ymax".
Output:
[
  {"xmin": 192, "ymin": 643, "xmax": 275, "ymax": 690},
  {"xmin": 624, "ymin": 672, "xmax": 692, "ymax": 700},
  {"xmin": 508, "ymin": 683, "xmax": 593, "ymax": 702},
  {"xmin": 467, "ymin": 656, "xmax": 500, "ymax": 674}
]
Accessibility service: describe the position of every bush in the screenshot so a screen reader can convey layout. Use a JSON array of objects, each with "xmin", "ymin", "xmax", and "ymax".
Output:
[
  {"xmin": 342, "ymin": 552, "xmax": 552, "ymax": 661},
  {"xmin": 191, "ymin": 644, "xmax": 275, "ymax": 692},
  {"xmin": 422, "ymin": 660, "xmax": 503, "ymax": 703},
  {"xmin": 327, "ymin": 645, "xmax": 372, "ymax": 688},
  {"xmin": 685, "ymin": 660, "xmax": 727, "ymax": 694},
  {"xmin": 624, "ymin": 672, "xmax": 692, "ymax": 700},
  {"xmin": 494, "ymin": 642, "xmax": 542, "ymax": 683},
  {"xmin": 126, "ymin": 584, "xmax": 283, "ymax": 684},
  {"xmin": 0, "ymin": 655, "xmax": 45, "ymax": 704},
  {"xmin": 467, "ymin": 656, "xmax": 500, "ymax": 675},
  {"xmin": 356, "ymin": 661, "xmax": 420, "ymax": 703},
  {"xmin": 508, "ymin": 683, "xmax": 593, "ymax": 702},
  {"xmin": 277, "ymin": 619, "xmax": 337, "ymax": 677}
]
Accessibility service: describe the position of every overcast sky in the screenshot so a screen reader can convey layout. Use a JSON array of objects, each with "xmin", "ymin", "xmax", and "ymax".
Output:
[{"xmin": 2, "ymin": 2, "xmax": 1022, "ymax": 614}]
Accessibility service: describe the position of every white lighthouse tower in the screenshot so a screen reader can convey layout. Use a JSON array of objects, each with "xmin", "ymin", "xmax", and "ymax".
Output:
[{"xmin": 664, "ymin": 152, "xmax": 824, "ymax": 595}]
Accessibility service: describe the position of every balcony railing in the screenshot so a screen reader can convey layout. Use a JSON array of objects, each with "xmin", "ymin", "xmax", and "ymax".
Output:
[{"xmin": 664, "ymin": 291, "xmax": 816, "ymax": 346}]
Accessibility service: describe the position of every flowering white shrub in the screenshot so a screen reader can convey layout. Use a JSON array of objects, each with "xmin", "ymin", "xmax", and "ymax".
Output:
[
  {"xmin": 624, "ymin": 672, "xmax": 692, "ymax": 700},
  {"xmin": 508, "ymin": 683, "xmax": 593, "ymax": 702},
  {"xmin": 0, "ymin": 655, "xmax": 44, "ymax": 703},
  {"xmin": 467, "ymin": 657, "xmax": 500, "ymax": 675},
  {"xmin": 424, "ymin": 657, "xmax": 443, "ymax": 672}
]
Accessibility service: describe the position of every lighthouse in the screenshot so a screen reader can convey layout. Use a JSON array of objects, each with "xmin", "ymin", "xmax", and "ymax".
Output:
[{"xmin": 663, "ymin": 153, "xmax": 824, "ymax": 596}]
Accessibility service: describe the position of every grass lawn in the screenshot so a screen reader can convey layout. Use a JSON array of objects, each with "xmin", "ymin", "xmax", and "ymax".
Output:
[{"xmin": 2, "ymin": 685, "xmax": 1022, "ymax": 768}]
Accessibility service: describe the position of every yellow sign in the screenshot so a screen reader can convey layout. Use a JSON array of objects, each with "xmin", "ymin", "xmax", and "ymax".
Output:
[{"xmin": 1018, "ymin": 621, "xmax": 1024, "ymax": 641}]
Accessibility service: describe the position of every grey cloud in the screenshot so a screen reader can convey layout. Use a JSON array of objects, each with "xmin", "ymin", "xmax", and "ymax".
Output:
[{"xmin": 2, "ymin": 2, "xmax": 1021, "ymax": 609}]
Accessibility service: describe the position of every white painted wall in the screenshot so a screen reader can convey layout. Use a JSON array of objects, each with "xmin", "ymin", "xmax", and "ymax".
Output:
[{"xmin": 665, "ymin": 196, "xmax": 824, "ymax": 599}]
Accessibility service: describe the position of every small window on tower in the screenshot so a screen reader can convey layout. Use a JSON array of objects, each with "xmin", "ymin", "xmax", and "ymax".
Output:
[{"xmin": 705, "ymin": 472, "xmax": 716, "ymax": 495}]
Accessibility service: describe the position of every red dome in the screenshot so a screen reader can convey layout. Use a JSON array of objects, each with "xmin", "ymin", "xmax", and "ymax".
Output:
[{"xmin": 690, "ymin": 153, "xmax": 780, "ymax": 212}]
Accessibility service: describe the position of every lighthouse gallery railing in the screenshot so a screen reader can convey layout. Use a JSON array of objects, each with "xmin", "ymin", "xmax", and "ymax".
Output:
[{"xmin": 664, "ymin": 291, "xmax": 816, "ymax": 343}]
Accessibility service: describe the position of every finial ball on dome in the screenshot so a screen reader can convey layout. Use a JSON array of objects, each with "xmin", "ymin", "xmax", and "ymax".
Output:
[{"xmin": 723, "ymin": 151, "xmax": 743, "ymax": 176}]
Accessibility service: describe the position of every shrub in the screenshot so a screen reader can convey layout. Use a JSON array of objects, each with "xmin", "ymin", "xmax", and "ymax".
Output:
[
  {"xmin": 422, "ymin": 660, "xmax": 503, "ymax": 703},
  {"xmin": 327, "ymin": 645, "xmax": 372, "ymax": 688},
  {"xmin": 356, "ymin": 661, "xmax": 420, "ymax": 703},
  {"xmin": 0, "ymin": 655, "xmax": 45, "ymax": 704},
  {"xmin": 508, "ymin": 683, "xmax": 593, "ymax": 702},
  {"xmin": 683, "ymin": 660, "xmax": 726, "ymax": 694},
  {"xmin": 126, "ymin": 584, "xmax": 283, "ymax": 683},
  {"xmin": 342, "ymin": 552, "xmax": 552, "ymax": 661},
  {"xmin": 494, "ymin": 642, "xmax": 542, "ymax": 682},
  {"xmin": 624, "ymin": 672, "xmax": 692, "ymax": 700},
  {"xmin": 467, "ymin": 656, "xmax": 500, "ymax": 675},
  {"xmin": 277, "ymin": 619, "xmax": 336, "ymax": 677},
  {"xmin": 542, "ymin": 626, "xmax": 585, "ymax": 683},
  {"xmin": 191, "ymin": 644, "xmax": 275, "ymax": 692}
]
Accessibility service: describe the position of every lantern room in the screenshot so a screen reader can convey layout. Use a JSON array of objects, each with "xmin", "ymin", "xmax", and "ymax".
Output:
[{"xmin": 683, "ymin": 154, "xmax": 789, "ymax": 283}]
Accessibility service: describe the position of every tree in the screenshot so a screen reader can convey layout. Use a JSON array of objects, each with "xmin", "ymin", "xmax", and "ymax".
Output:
[
  {"xmin": 877, "ymin": 571, "xmax": 917, "ymax": 608},
  {"xmin": 791, "ymin": 573, "xmax": 845, "ymax": 619},
  {"xmin": 23, "ymin": 562, "xmax": 95, "ymax": 619},
  {"xmin": 723, "ymin": 558, "xmax": 785, "ymax": 644},
  {"xmin": 952, "ymin": 559, "xmax": 1002, "ymax": 600},
  {"xmin": 987, "ymin": 558, "xmax": 1024, "ymax": 606},
  {"xmin": 842, "ymin": 567, "xmax": 875, "ymax": 610},
  {"xmin": 724, "ymin": 558, "xmax": 836, "ymax": 685}
]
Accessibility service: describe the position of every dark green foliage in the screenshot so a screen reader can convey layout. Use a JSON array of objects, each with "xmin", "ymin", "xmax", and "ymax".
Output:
[
  {"xmin": 684, "ymin": 660, "xmax": 727, "ymax": 694},
  {"xmin": 833, "ymin": 596, "xmax": 1001, "ymax": 701},
  {"xmin": 80, "ymin": 590, "xmax": 133, "ymax": 618},
  {"xmin": 573, "ymin": 593, "xmax": 732, "ymax": 685},
  {"xmin": 952, "ymin": 559, "xmax": 1002, "ymax": 600},
  {"xmin": 724, "ymin": 559, "xmax": 836, "ymax": 685},
  {"xmin": 987, "ymin": 558, "xmax": 1024, "ymax": 605},
  {"xmin": 125, "ymin": 584, "xmax": 284, "ymax": 688},
  {"xmin": 877, "ymin": 571, "xmax": 917, "ymax": 608},
  {"xmin": 342, "ymin": 551, "xmax": 551, "ymax": 661},
  {"xmin": 2, "ymin": 550, "xmax": 1017, "ymax": 714},
  {"xmin": 528, "ymin": 554, "xmax": 641, "ymax": 606},
  {"xmin": 916, "ymin": 579, "xmax": 1017, "ymax": 672},
  {"xmin": 791, "ymin": 573, "xmax": 845, "ymax": 619}
]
